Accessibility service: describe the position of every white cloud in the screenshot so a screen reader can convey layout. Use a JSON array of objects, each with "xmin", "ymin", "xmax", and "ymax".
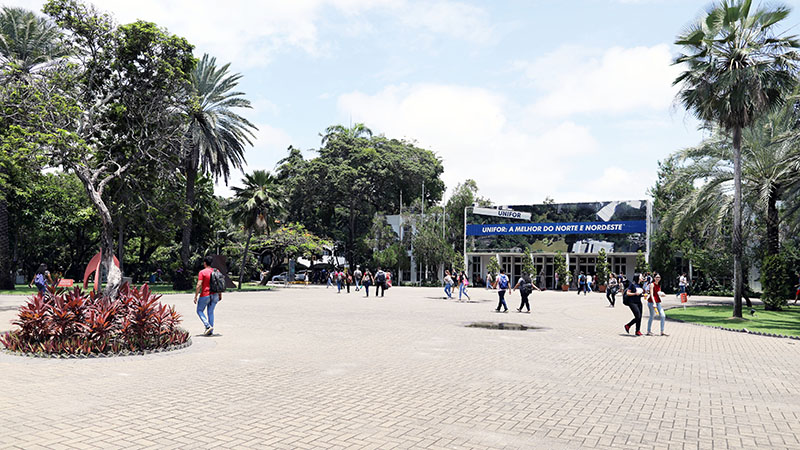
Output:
[
  {"xmin": 518, "ymin": 44, "xmax": 680, "ymax": 117},
  {"xmin": 10, "ymin": 0, "xmax": 492, "ymax": 68},
  {"xmin": 338, "ymin": 84, "xmax": 599, "ymax": 204}
]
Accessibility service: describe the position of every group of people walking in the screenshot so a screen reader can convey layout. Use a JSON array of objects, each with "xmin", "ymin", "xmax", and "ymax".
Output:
[
  {"xmin": 443, "ymin": 270, "xmax": 471, "ymax": 301},
  {"xmin": 622, "ymin": 272, "xmax": 668, "ymax": 337},
  {"xmin": 327, "ymin": 266, "xmax": 391, "ymax": 298}
]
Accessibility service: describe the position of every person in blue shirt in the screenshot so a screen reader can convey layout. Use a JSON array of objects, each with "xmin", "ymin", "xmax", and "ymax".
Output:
[
  {"xmin": 623, "ymin": 273, "xmax": 644, "ymax": 336},
  {"xmin": 493, "ymin": 269, "xmax": 510, "ymax": 312}
]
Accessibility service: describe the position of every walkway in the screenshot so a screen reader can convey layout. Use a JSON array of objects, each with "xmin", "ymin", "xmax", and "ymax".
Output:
[{"xmin": 0, "ymin": 286, "xmax": 798, "ymax": 449}]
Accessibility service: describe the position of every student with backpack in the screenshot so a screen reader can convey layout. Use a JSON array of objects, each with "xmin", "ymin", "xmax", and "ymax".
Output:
[
  {"xmin": 512, "ymin": 272, "xmax": 541, "ymax": 313},
  {"xmin": 374, "ymin": 267, "xmax": 386, "ymax": 297},
  {"xmin": 492, "ymin": 269, "xmax": 510, "ymax": 312},
  {"xmin": 28, "ymin": 264, "xmax": 52, "ymax": 294},
  {"xmin": 623, "ymin": 273, "xmax": 644, "ymax": 336},
  {"xmin": 194, "ymin": 255, "xmax": 225, "ymax": 336},
  {"xmin": 362, "ymin": 269, "xmax": 373, "ymax": 297},
  {"xmin": 577, "ymin": 272, "xmax": 587, "ymax": 295}
]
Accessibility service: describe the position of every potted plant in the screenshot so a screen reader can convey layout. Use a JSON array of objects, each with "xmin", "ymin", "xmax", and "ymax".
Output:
[
  {"xmin": 555, "ymin": 251, "xmax": 569, "ymax": 291},
  {"xmin": 596, "ymin": 248, "xmax": 609, "ymax": 293}
]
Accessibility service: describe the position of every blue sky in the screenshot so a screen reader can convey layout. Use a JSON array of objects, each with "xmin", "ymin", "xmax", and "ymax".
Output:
[{"xmin": 8, "ymin": 0, "xmax": 800, "ymax": 204}]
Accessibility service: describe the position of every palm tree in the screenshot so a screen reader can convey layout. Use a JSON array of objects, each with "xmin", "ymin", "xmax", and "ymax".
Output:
[
  {"xmin": 0, "ymin": 7, "xmax": 65, "ymax": 290},
  {"xmin": 178, "ymin": 54, "xmax": 256, "ymax": 288},
  {"xmin": 665, "ymin": 105, "xmax": 800, "ymax": 256},
  {"xmin": 673, "ymin": 0, "xmax": 800, "ymax": 317},
  {"xmin": 0, "ymin": 7, "xmax": 66, "ymax": 76},
  {"xmin": 229, "ymin": 170, "xmax": 284, "ymax": 289}
]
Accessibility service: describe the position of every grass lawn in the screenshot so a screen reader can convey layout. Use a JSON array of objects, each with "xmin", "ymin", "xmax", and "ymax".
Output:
[
  {"xmin": 667, "ymin": 304, "xmax": 800, "ymax": 337},
  {"xmin": 0, "ymin": 283, "xmax": 271, "ymax": 296}
]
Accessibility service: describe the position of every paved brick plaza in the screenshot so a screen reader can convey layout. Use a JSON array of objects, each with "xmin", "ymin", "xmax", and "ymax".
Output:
[{"xmin": 1, "ymin": 286, "xmax": 799, "ymax": 449}]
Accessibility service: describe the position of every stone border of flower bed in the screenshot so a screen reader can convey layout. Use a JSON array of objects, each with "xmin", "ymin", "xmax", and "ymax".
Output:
[
  {"xmin": 664, "ymin": 308, "xmax": 800, "ymax": 341},
  {"xmin": 1, "ymin": 337, "xmax": 193, "ymax": 359}
]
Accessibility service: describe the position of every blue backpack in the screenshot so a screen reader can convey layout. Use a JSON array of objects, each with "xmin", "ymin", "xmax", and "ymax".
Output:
[
  {"xmin": 498, "ymin": 274, "xmax": 509, "ymax": 289},
  {"xmin": 34, "ymin": 273, "xmax": 46, "ymax": 289}
]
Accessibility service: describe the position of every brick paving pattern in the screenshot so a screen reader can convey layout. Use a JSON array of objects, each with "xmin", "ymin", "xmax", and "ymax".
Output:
[{"xmin": 1, "ymin": 286, "xmax": 798, "ymax": 449}]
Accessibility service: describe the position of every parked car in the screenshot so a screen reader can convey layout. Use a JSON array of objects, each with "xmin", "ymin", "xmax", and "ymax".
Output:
[{"xmin": 271, "ymin": 271, "xmax": 307, "ymax": 282}]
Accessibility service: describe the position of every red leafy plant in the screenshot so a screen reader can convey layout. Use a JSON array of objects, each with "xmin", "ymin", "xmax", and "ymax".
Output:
[{"xmin": 0, "ymin": 284, "xmax": 189, "ymax": 356}]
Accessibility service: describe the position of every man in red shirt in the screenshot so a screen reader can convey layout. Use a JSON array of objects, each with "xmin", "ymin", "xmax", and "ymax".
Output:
[{"xmin": 194, "ymin": 256, "xmax": 222, "ymax": 336}]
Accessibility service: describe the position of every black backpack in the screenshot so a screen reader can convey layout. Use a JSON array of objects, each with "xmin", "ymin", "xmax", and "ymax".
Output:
[
  {"xmin": 210, "ymin": 268, "xmax": 226, "ymax": 293},
  {"xmin": 376, "ymin": 272, "xmax": 386, "ymax": 283},
  {"xmin": 520, "ymin": 276, "xmax": 533, "ymax": 295}
]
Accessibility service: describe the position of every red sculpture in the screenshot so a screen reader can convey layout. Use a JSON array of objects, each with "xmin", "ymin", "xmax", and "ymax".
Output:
[{"xmin": 83, "ymin": 252, "xmax": 120, "ymax": 292}]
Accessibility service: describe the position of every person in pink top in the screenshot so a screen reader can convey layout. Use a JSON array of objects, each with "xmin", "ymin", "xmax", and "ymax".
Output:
[
  {"xmin": 194, "ymin": 256, "xmax": 222, "ymax": 336},
  {"xmin": 646, "ymin": 273, "xmax": 667, "ymax": 336}
]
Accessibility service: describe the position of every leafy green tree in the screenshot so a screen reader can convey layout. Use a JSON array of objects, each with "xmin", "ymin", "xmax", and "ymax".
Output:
[
  {"xmin": 554, "ymin": 251, "xmax": 568, "ymax": 288},
  {"xmin": 487, "ymin": 255, "xmax": 501, "ymax": 278},
  {"xmin": 26, "ymin": 0, "xmax": 196, "ymax": 298},
  {"xmin": 673, "ymin": 0, "xmax": 800, "ymax": 317},
  {"xmin": 0, "ymin": 6, "xmax": 66, "ymax": 289},
  {"xmin": 520, "ymin": 252, "xmax": 536, "ymax": 279},
  {"xmin": 276, "ymin": 125, "xmax": 445, "ymax": 267},
  {"xmin": 178, "ymin": 54, "xmax": 256, "ymax": 287},
  {"xmin": 411, "ymin": 212, "xmax": 453, "ymax": 281},
  {"xmin": 249, "ymin": 223, "xmax": 330, "ymax": 276},
  {"xmin": 635, "ymin": 250, "xmax": 649, "ymax": 274},
  {"xmin": 596, "ymin": 248, "xmax": 610, "ymax": 286},
  {"xmin": 229, "ymin": 170, "xmax": 284, "ymax": 289}
]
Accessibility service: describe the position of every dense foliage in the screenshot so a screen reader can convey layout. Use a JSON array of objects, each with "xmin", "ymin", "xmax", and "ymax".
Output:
[{"xmin": 0, "ymin": 284, "xmax": 189, "ymax": 355}]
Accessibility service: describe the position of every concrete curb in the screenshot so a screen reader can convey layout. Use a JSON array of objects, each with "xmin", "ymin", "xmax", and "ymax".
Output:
[
  {"xmin": 664, "ymin": 307, "xmax": 800, "ymax": 341},
  {"xmin": 1, "ymin": 335, "xmax": 193, "ymax": 359}
]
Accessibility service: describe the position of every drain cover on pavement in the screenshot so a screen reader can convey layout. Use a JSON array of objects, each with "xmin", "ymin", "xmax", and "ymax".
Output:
[{"xmin": 466, "ymin": 322, "xmax": 542, "ymax": 331}]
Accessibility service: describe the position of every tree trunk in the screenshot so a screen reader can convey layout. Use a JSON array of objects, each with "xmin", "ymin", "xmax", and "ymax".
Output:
[
  {"xmin": 0, "ymin": 183, "xmax": 14, "ymax": 290},
  {"xmin": 238, "ymin": 227, "xmax": 253, "ymax": 290},
  {"xmin": 732, "ymin": 126, "xmax": 744, "ymax": 319},
  {"xmin": 766, "ymin": 188, "xmax": 779, "ymax": 256},
  {"xmin": 75, "ymin": 170, "xmax": 122, "ymax": 298},
  {"xmin": 348, "ymin": 197, "xmax": 355, "ymax": 268},
  {"xmin": 118, "ymin": 215, "xmax": 125, "ymax": 276},
  {"xmin": 181, "ymin": 156, "xmax": 198, "ymax": 270}
]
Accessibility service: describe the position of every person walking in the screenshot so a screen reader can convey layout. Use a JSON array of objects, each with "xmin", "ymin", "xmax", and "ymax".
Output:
[
  {"xmin": 554, "ymin": 272, "xmax": 559, "ymax": 290},
  {"xmin": 335, "ymin": 269, "xmax": 343, "ymax": 293},
  {"xmin": 623, "ymin": 273, "xmax": 644, "ymax": 336},
  {"xmin": 28, "ymin": 264, "xmax": 52, "ymax": 294},
  {"xmin": 443, "ymin": 270, "xmax": 454, "ymax": 299},
  {"xmin": 512, "ymin": 272, "xmax": 541, "ymax": 313},
  {"xmin": 458, "ymin": 271, "xmax": 471, "ymax": 301},
  {"xmin": 486, "ymin": 272, "xmax": 494, "ymax": 289},
  {"xmin": 493, "ymin": 269, "xmax": 510, "ymax": 312},
  {"xmin": 374, "ymin": 267, "xmax": 386, "ymax": 297},
  {"xmin": 327, "ymin": 270, "xmax": 333, "ymax": 288},
  {"xmin": 606, "ymin": 272, "xmax": 618, "ymax": 307},
  {"xmin": 194, "ymin": 256, "xmax": 222, "ymax": 336},
  {"xmin": 646, "ymin": 273, "xmax": 668, "ymax": 336},
  {"xmin": 587, "ymin": 274, "xmax": 593, "ymax": 293},
  {"xmin": 362, "ymin": 269, "xmax": 373, "ymax": 297},
  {"xmin": 677, "ymin": 273, "xmax": 688, "ymax": 299},
  {"xmin": 577, "ymin": 271, "xmax": 587, "ymax": 295},
  {"xmin": 354, "ymin": 266, "xmax": 363, "ymax": 292},
  {"xmin": 345, "ymin": 269, "xmax": 352, "ymax": 293}
]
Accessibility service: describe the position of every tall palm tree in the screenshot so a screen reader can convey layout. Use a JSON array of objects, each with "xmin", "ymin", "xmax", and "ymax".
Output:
[
  {"xmin": 673, "ymin": 0, "xmax": 800, "ymax": 317},
  {"xmin": 665, "ymin": 105, "xmax": 800, "ymax": 255},
  {"xmin": 0, "ymin": 7, "xmax": 65, "ymax": 290},
  {"xmin": 0, "ymin": 7, "xmax": 66, "ymax": 76},
  {"xmin": 229, "ymin": 170, "xmax": 284, "ymax": 289},
  {"xmin": 179, "ymin": 54, "xmax": 256, "ymax": 287}
]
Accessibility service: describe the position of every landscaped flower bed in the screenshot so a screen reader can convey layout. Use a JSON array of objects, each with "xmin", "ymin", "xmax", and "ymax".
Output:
[{"xmin": 0, "ymin": 284, "xmax": 190, "ymax": 357}]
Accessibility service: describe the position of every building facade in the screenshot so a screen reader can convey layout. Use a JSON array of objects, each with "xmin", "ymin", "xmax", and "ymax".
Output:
[{"xmin": 465, "ymin": 200, "xmax": 651, "ymax": 289}]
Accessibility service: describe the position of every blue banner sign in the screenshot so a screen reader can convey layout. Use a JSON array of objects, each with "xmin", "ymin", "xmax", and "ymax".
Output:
[{"xmin": 466, "ymin": 220, "xmax": 647, "ymax": 236}]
